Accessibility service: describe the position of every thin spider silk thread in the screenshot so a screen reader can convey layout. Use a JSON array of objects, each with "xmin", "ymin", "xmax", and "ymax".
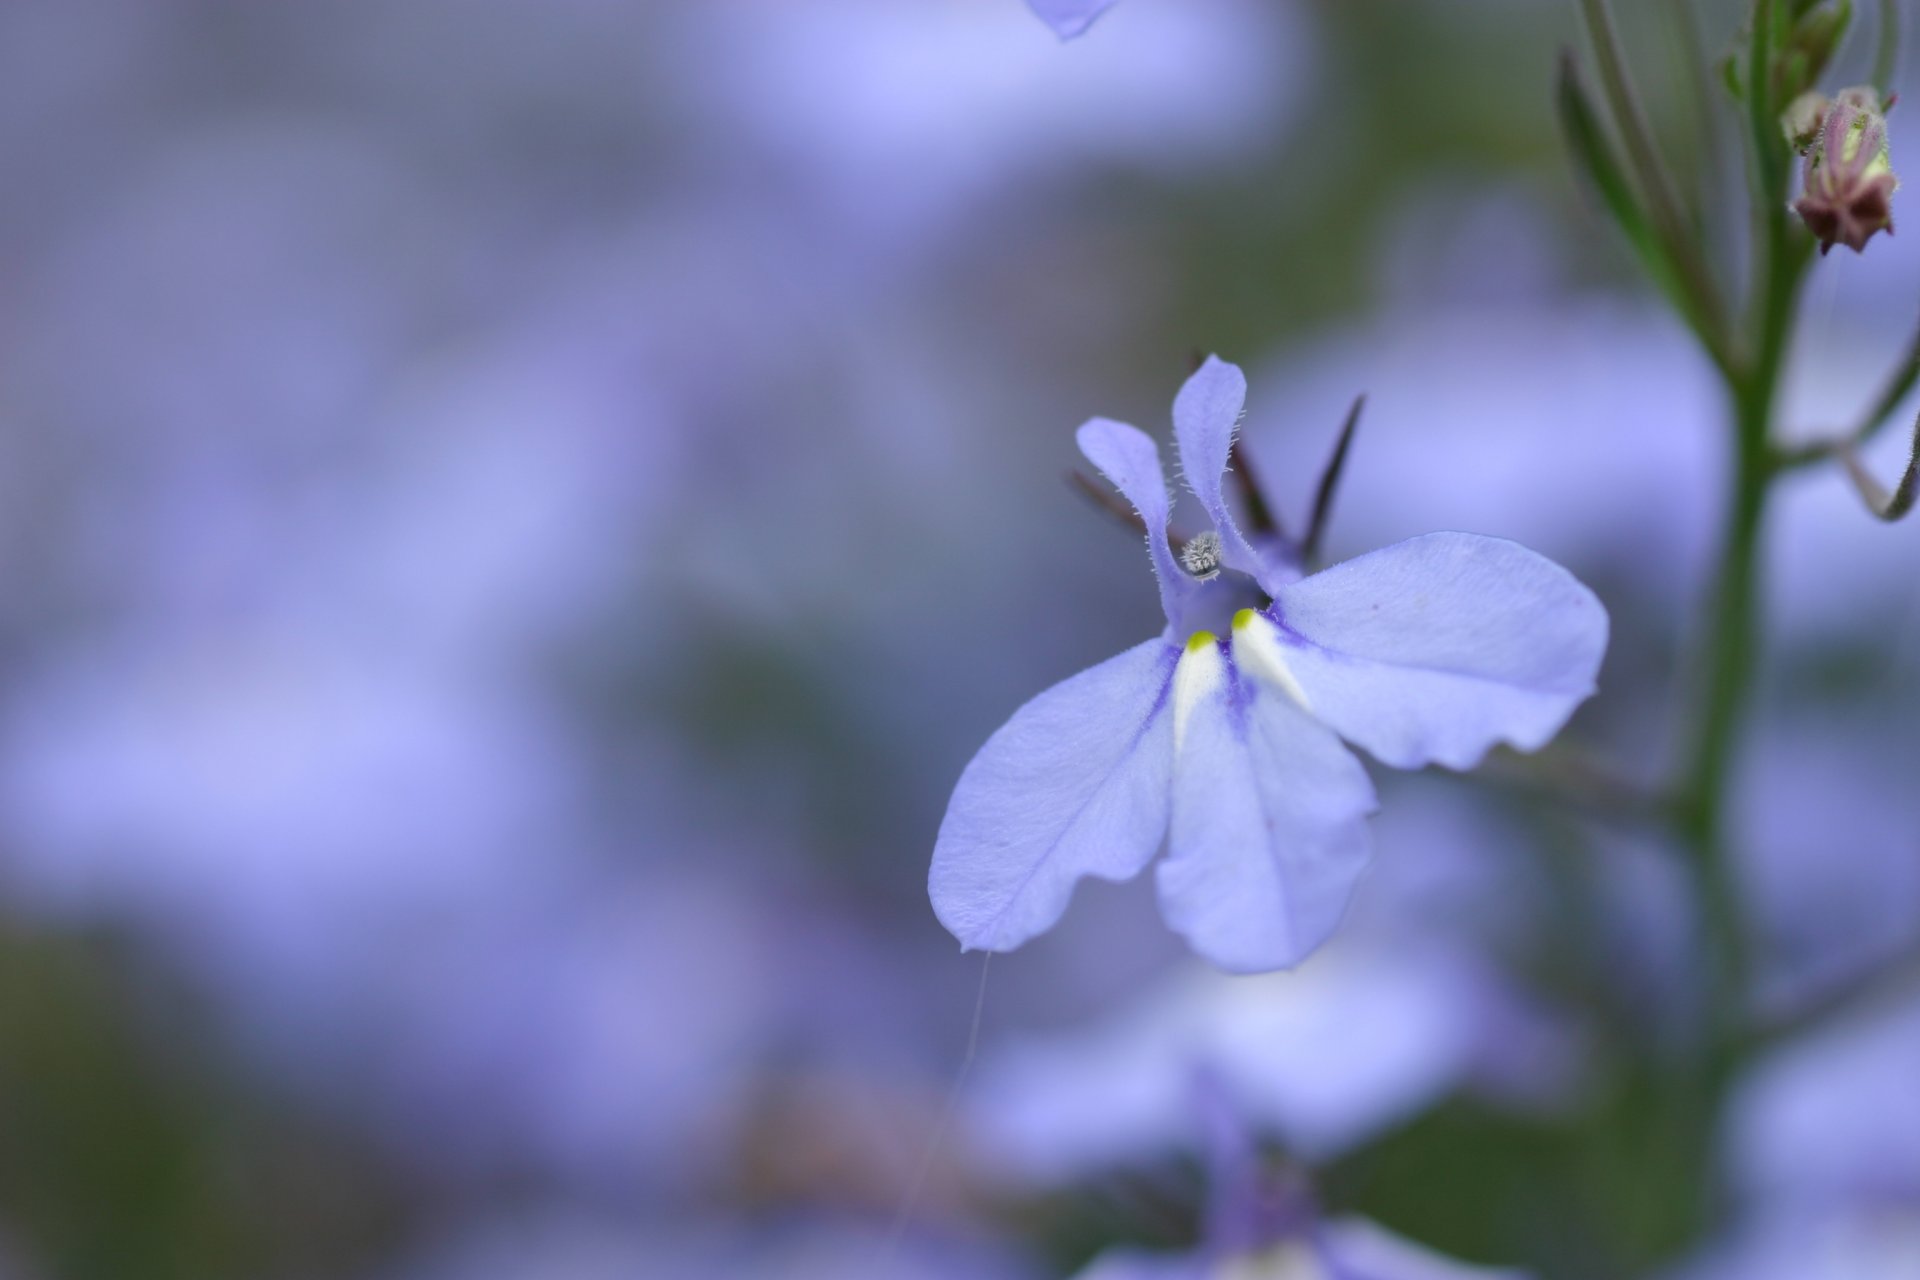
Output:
[{"xmin": 878, "ymin": 952, "xmax": 993, "ymax": 1264}]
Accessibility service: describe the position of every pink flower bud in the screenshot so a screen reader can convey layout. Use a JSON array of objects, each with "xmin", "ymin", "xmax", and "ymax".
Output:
[{"xmin": 1794, "ymin": 87, "xmax": 1900, "ymax": 255}]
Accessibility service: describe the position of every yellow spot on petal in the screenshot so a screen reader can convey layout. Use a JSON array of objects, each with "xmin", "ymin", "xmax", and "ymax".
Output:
[
  {"xmin": 1186, "ymin": 630, "xmax": 1218, "ymax": 654},
  {"xmin": 1232, "ymin": 608, "xmax": 1259, "ymax": 631}
]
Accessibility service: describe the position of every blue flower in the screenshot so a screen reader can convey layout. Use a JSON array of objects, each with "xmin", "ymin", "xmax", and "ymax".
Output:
[
  {"xmin": 929, "ymin": 356, "xmax": 1608, "ymax": 972},
  {"xmin": 1027, "ymin": 0, "xmax": 1119, "ymax": 40}
]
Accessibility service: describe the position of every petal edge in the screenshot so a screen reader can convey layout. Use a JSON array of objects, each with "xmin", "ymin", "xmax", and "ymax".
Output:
[
  {"xmin": 1271, "ymin": 532, "xmax": 1608, "ymax": 771},
  {"xmin": 932, "ymin": 639, "xmax": 1177, "ymax": 952}
]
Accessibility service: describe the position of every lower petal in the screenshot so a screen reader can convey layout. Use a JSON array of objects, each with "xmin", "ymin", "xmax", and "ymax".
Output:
[{"xmin": 1158, "ymin": 651, "xmax": 1376, "ymax": 973}]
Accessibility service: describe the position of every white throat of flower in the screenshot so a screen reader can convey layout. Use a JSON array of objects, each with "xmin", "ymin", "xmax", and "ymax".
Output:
[
  {"xmin": 1172, "ymin": 630, "xmax": 1226, "ymax": 754},
  {"xmin": 1171, "ymin": 610, "xmax": 1313, "ymax": 756},
  {"xmin": 1230, "ymin": 608, "xmax": 1313, "ymax": 713}
]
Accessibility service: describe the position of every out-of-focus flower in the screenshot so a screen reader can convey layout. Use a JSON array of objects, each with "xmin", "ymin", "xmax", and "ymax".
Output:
[
  {"xmin": 1727, "ymin": 993, "xmax": 1920, "ymax": 1211},
  {"xmin": 930, "ymin": 357, "xmax": 1608, "ymax": 973},
  {"xmin": 691, "ymin": 0, "xmax": 1302, "ymax": 256},
  {"xmin": 383, "ymin": 1206, "xmax": 1040, "ymax": 1280},
  {"xmin": 1675, "ymin": 1211, "xmax": 1920, "ymax": 1280},
  {"xmin": 1734, "ymin": 714, "xmax": 1920, "ymax": 1016},
  {"xmin": 1028, "ymin": 0, "xmax": 1119, "ymax": 40},
  {"xmin": 1793, "ymin": 86, "xmax": 1899, "ymax": 255},
  {"xmin": 966, "ymin": 777, "xmax": 1585, "ymax": 1188},
  {"xmin": 968, "ymin": 940, "xmax": 1575, "ymax": 1185},
  {"xmin": 1078, "ymin": 1221, "xmax": 1526, "ymax": 1280},
  {"xmin": 1070, "ymin": 1086, "xmax": 1528, "ymax": 1280},
  {"xmin": 1680, "ymin": 991, "xmax": 1920, "ymax": 1279}
]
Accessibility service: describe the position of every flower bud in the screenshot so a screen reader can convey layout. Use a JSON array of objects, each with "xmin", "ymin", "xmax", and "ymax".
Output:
[
  {"xmin": 1783, "ymin": 90, "xmax": 1830, "ymax": 151},
  {"xmin": 1794, "ymin": 86, "xmax": 1899, "ymax": 255}
]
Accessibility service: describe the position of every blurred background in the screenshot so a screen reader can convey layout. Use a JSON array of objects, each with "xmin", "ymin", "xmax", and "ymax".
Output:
[{"xmin": 1, "ymin": 2, "xmax": 1917, "ymax": 1277}]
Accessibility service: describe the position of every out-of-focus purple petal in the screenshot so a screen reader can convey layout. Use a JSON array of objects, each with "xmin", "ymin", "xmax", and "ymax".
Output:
[
  {"xmin": 1027, "ymin": 0, "xmax": 1121, "ymax": 41},
  {"xmin": 1674, "ymin": 1211, "xmax": 1920, "ymax": 1280},
  {"xmin": 1318, "ymin": 1217, "xmax": 1531, "ymax": 1279},
  {"xmin": 1272, "ymin": 532, "xmax": 1607, "ymax": 770},
  {"xmin": 1069, "ymin": 1250, "xmax": 1203, "ymax": 1280},
  {"xmin": 1733, "ymin": 715, "xmax": 1920, "ymax": 1016},
  {"xmin": 391, "ymin": 1208, "xmax": 1042, "ymax": 1280},
  {"xmin": 1078, "ymin": 417, "xmax": 1191, "ymax": 627},
  {"xmin": 1171, "ymin": 355, "xmax": 1267, "ymax": 585},
  {"xmin": 1073, "ymin": 1217, "xmax": 1528, "ymax": 1280},
  {"xmin": 1156, "ymin": 647, "xmax": 1375, "ymax": 972},
  {"xmin": 931, "ymin": 639, "xmax": 1177, "ymax": 953},
  {"xmin": 1728, "ymin": 994, "xmax": 1920, "ymax": 1211},
  {"xmin": 969, "ymin": 942, "xmax": 1522, "ymax": 1183}
]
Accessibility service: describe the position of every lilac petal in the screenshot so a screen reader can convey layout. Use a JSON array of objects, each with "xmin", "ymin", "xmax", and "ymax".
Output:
[
  {"xmin": 968, "ymin": 945, "xmax": 1518, "ymax": 1186},
  {"xmin": 1171, "ymin": 355, "xmax": 1268, "ymax": 585},
  {"xmin": 1026, "ymin": 0, "xmax": 1120, "ymax": 40},
  {"xmin": 1078, "ymin": 417, "xmax": 1191, "ymax": 627},
  {"xmin": 1270, "ymin": 532, "xmax": 1608, "ymax": 771},
  {"xmin": 1320, "ymin": 1217, "xmax": 1531, "ymax": 1279},
  {"xmin": 1156, "ymin": 643, "xmax": 1376, "ymax": 972},
  {"xmin": 1069, "ymin": 1251, "xmax": 1203, "ymax": 1280},
  {"xmin": 931, "ymin": 639, "xmax": 1177, "ymax": 952},
  {"xmin": 1728, "ymin": 995, "xmax": 1920, "ymax": 1209}
]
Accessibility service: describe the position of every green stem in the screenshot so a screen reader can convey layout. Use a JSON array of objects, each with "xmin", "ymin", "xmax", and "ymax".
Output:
[
  {"xmin": 1670, "ymin": 0, "xmax": 1810, "ymax": 1215},
  {"xmin": 1660, "ymin": 260, "xmax": 1793, "ymax": 1252},
  {"xmin": 1562, "ymin": 0, "xmax": 1821, "ymax": 1256},
  {"xmin": 1677, "ymin": 398, "xmax": 1769, "ymax": 1060}
]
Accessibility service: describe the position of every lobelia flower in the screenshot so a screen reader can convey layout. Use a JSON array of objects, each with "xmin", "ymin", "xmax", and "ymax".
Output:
[
  {"xmin": 1793, "ymin": 86, "xmax": 1900, "ymax": 255},
  {"xmin": 929, "ymin": 357, "xmax": 1608, "ymax": 973},
  {"xmin": 1027, "ymin": 0, "xmax": 1119, "ymax": 40}
]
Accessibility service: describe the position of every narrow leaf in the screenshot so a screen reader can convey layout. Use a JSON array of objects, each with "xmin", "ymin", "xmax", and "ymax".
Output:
[{"xmin": 1557, "ymin": 52, "xmax": 1690, "ymax": 313}]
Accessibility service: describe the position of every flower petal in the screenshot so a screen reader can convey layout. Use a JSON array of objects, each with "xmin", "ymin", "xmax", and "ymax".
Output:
[
  {"xmin": 1320, "ymin": 1218, "xmax": 1530, "ymax": 1279},
  {"xmin": 1269, "ymin": 532, "xmax": 1608, "ymax": 771},
  {"xmin": 1026, "ymin": 0, "xmax": 1119, "ymax": 40},
  {"xmin": 1078, "ymin": 417, "xmax": 1192, "ymax": 626},
  {"xmin": 1156, "ymin": 641, "xmax": 1376, "ymax": 973},
  {"xmin": 931, "ymin": 639, "xmax": 1177, "ymax": 952},
  {"xmin": 1070, "ymin": 1252, "xmax": 1201, "ymax": 1280},
  {"xmin": 1172, "ymin": 355, "xmax": 1268, "ymax": 585}
]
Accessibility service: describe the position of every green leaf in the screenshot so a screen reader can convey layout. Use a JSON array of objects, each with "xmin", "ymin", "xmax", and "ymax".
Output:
[{"xmin": 1557, "ymin": 53, "xmax": 1687, "ymax": 311}]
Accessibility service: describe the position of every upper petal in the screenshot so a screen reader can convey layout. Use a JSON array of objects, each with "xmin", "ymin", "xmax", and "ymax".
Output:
[
  {"xmin": 931, "ymin": 638, "xmax": 1177, "ymax": 952},
  {"xmin": 1156, "ymin": 642, "xmax": 1376, "ymax": 973},
  {"xmin": 1172, "ymin": 356, "xmax": 1268, "ymax": 586},
  {"xmin": 1026, "ymin": 0, "xmax": 1120, "ymax": 40},
  {"xmin": 1078, "ymin": 417, "xmax": 1192, "ymax": 626},
  {"xmin": 1269, "ymin": 532, "xmax": 1609, "ymax": 771}
]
